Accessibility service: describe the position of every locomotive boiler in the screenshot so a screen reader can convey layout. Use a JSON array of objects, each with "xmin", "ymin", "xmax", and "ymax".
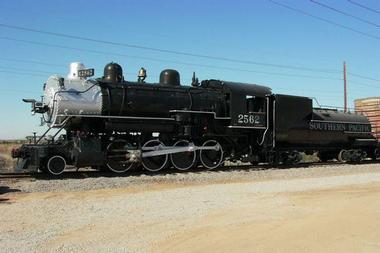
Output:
[{"xmin": 12, "ymin": 62, "xmax": 378, "ymax": 175}]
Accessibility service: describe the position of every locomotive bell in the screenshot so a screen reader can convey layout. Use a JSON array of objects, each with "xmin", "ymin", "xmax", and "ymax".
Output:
[
  {"xmin": 103, "ymin": 62, "xmax": 123, "ymax": 83},
  {"xmin": 138, "ymin": 67, "xmax": 147, "ymax": 82},
  {"xmin": 159, "ymin": 69, "xmax": 180, "ymax": 86}
]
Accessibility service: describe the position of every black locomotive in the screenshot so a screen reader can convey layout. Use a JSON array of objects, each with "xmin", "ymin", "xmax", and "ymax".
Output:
[{"xmin": 12, "ymin": 62, "xmax": 378, "ymax": 175}]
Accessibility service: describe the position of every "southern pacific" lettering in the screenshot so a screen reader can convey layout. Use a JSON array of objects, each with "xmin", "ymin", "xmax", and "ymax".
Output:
[{"xmin": 309, "ymin": 121, "xmax": 371, "ymax": 132}]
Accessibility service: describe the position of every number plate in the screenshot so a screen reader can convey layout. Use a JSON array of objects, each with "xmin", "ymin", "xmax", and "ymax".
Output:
[
  {"xmin": 237, "ymin": 113, "xmax": 266, "ymax": 127},
  {"xmin": 78, "ymin": 68, "xmax": 94, "ymax": 78}
]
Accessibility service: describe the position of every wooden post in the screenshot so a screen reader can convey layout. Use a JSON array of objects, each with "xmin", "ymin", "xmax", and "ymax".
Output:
[{"xmin": 344, "ymin": 61, "xmax": 347, "ymax": 112}]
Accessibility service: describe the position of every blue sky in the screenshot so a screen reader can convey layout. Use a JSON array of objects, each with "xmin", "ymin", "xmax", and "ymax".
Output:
[{"xmin": 0, "ymin": 0, "xmax": 379, "ymax": 139}]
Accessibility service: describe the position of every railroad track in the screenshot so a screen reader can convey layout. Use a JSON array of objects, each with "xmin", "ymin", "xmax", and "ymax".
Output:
[
  {"xmin": 0, "ymin": 160, "xmax": 378, "ymax": 180},
  {"xmin": 0, "ymin": 172, "xmax": 34, "ymax": 180}
]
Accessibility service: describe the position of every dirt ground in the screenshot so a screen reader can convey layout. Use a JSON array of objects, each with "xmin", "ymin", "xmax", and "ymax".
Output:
[{"xmin": 1, "ymin": 165, "xmax": 380, "ymax": 253}]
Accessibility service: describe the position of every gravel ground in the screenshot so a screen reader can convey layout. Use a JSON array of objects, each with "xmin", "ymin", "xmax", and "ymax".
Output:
[
  {"xmin": 1, "ymin": 163, "xmax": 380, "ymax": 253},
  {"xmin": 3, "ymin": 163, "xmax": 380, "ymax": 193}
]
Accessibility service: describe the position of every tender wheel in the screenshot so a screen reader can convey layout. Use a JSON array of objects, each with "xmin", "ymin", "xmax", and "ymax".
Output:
[
  {"xmin": 338, "ymin": 149, "xmax": 349, "ymax": 163},
  {"xmin": 46, "ymin": 155, "xmax": 66, "ymax": 175},
  {"xmin": 371, "ymin": 148, "xmax": 379, "ymax": 160},
  {"xmin": 170, "ymin": 140, "xmax": 197, "ymax": 171},
  {"xmin": 199, "ymin": 140, "xmax": 224, "ymax": 170},
  {"xmin": 142, "ymin": 140, "xmax": 168, "ymax": 172},
  {"xmin": 106, "ymin": 139, "xmax": 136, "ymax": 173}
]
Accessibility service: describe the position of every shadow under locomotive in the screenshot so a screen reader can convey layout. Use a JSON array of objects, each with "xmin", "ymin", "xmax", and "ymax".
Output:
[{"xmin": 0, "ymin": 186, "xmax": 21, "ymax": 203}]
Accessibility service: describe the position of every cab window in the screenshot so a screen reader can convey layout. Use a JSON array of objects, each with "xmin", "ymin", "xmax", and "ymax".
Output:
[{"xmin": 246, "ymin": 96, "xmax": 266, "ymax": 113}]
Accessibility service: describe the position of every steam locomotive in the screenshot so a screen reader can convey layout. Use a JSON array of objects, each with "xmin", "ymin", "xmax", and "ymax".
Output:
[{"xmin": 12, "ymin": 62, "xmax": 378, "ymax": 175}]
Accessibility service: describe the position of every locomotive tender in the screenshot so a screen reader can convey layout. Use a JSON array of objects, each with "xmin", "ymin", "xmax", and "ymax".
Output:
[{"xmin": 12, "ymin": 62, "xmax": 378, "ymax": 175}]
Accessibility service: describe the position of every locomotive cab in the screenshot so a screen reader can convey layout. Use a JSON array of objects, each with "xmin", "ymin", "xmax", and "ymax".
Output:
[{"xmin": 222, "ymin": 81, "xmax": 271, "ymax": 129}]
